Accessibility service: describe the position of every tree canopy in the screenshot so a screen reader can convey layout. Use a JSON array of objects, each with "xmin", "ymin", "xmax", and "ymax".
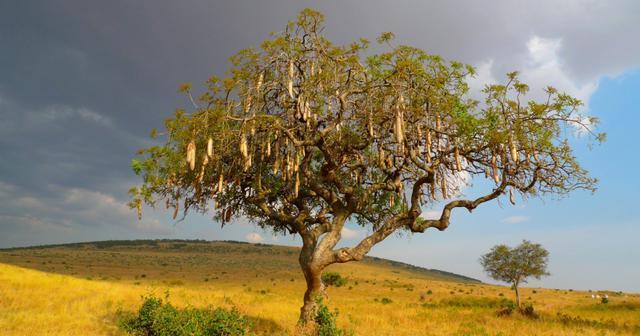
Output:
[{"xmin": 129, "ymin": 8, "xmax": 601, "ymax": 323}]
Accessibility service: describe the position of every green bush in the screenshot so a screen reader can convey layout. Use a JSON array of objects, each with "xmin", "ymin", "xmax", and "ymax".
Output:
[
  {"xmin": 118, "ymin": 295, "xmax": 249, "ymax": 336},
  {"xmin": 314, "ymin": 298, "xmax": 350, "ymax": 336},
  {"xmin": 601, "ymin": 297, "xmax": 609, "ymax": 304},
  {"xmin": 321, "ymin": 272, "xmax": 347, "ymax": 287}
]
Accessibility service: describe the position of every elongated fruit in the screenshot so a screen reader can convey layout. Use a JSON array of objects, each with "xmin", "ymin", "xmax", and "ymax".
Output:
[
  {"xmin": 207, "ymin": 138, "xmax": 213, "ymax": 157},
  {"xmin": 509, "ymin": 188, "xmax": 516, "ymax": 205}
]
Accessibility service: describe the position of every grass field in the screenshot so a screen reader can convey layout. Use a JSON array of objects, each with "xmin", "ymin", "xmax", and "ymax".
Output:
[{"xmin": 0, "ymin": 240, "xmax": 638, "ymax": 335}]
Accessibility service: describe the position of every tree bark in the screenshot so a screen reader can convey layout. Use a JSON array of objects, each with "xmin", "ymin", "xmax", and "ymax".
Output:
[
  {"xmin": 298, "ymin": 212, "xmax": 348, "ymax": 325},
  {"xmin": 514, "ymin": 283, "xmax": 520, "ymax": 308},
  {"xmin": 298, "ymin": 239, "xmax": 326, "ymax": 325}
]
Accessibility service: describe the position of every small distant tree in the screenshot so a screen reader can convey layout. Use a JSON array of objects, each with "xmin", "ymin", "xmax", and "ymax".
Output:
[
  {"xmin": 480, "ymin": 240, "xmax": 550, "ymax": 307},
  {"xmin": 130, "ymin": 9, "xmax": 601, "ymax": 325}
]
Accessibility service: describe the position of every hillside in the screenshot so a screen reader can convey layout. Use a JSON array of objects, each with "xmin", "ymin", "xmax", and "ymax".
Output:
[
  {"xmin": 0, "ymin": 239, "xmax": 480, "ymax": 284},
  {"xmin": 1, "ymin": 240, "xmax": 638, "ymax": 335}
]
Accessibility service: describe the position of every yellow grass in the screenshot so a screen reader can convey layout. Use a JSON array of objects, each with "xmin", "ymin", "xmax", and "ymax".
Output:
[{"xmin": 0, "ymin": 241, "xmax": 638, "ymax": 335}]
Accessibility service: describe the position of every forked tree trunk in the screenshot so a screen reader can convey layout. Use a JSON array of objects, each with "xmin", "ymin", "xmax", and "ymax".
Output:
[
  {"xmin": 298, "ymin": 240, "xmax": 326, "ymax": 325},
  {"xmin": 297, "ymin": 214, "xmax": 349, "ymax": 325}
]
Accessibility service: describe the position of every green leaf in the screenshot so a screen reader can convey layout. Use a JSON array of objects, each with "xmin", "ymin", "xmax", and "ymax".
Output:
[{"xmin": 131, "ymin": 159, "xmax": 143, "ymax": 175}]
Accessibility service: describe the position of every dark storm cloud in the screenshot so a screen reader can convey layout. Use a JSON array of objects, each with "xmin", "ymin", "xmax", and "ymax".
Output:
[{"xmin": 0, "ymin": 0, "xmax": 639, "ymax": 247}]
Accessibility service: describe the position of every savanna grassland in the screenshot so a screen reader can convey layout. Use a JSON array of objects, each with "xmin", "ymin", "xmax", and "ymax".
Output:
[{"xmin": 0, "ymin": 240, "xmax": 638, "ymax": 335}]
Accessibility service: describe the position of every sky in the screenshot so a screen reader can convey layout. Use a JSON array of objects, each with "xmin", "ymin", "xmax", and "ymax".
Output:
[{"xmin": 0, "ymin": 0, "xmax": 639, "ymax": 292}]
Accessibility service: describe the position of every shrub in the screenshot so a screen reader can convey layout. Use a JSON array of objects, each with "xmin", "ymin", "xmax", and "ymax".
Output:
[
  {"xmin": 380, "ymin": 297, "xmax": 393, "ymax": 304},
  {"xmin": 118, "ymin": 295, "xmax": 249, "ymax": 336},
  {"xmin": 496, "ymin": 300, "xmax": 516, "ymax": 317},
  {"xmin": 419, "ymin": 289, "xmax": 434, "ymax": 302},
  {"xmin": 601, "ymin": 297, "xmax": 609, "ymax": 304},
  {"xmin": 520, "ymin": 302, "xmax": 537, "ymax": 319},
  {"xmin": 322, "ymin": 272, "xmax": 347, "ymax": 287},
  {"xmin": 314, "ymin": 298, "xmax": 350, "ymax": 336}
]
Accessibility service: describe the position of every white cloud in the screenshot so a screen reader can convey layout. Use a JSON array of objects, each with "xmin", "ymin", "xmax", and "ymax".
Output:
[
  {"xmin": 0, "ymin": 214, "xmax": 73, "ymax": 234},
  {"xmin": 521, "ymin": 36, "xmax": 598, "ymax": 108},
  {"xmin": 0, "ymin": 180, "xmax": 172, "ymax": 239},
  {"xmin": 527, "ymin": 36, "xmax": 562, "ymax": 67},
  {"xmin": 467, "ymin": 59, "xmax": 497, "ymax": 101},
  {"xmin": 501, "ymin": 215, "xmax": 530, "ymax": 224},
  {"xmin": 341, "ymin": 227, "xmax": 364, "ymax": 239},
  {"xmin": 132, "ymin": 218, "xmax": 169, "ymax": 234},
  {"xmin": 60, "ymin": 188, "xmax": 171, "ymax": 234},
  {"xmin": 471, "ymin": 36, "xmax": 599, "ymax": 112},
  {"xmin": 63, "ymin": 188, "xmax": 130, "ymax": 217},
  {"xmin": 38, "ymin": 105, "xmax": 112, "ymax": 126},
  {"xmin": 421, "ymin": 210, "xmax": 441, "ymax": 220},
  {"xmin": 245, "ymin": 232, "xmax": 263, "ymax": 243}
]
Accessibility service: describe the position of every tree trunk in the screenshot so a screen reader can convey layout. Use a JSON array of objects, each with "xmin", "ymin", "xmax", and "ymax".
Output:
[
  {"xmin": 297, "ymin": 214, "xmax": 348, "ymax": 325},
  {"xmin": 298, "ymin": 240, "xmax": 326, "ymax": 325},
  {"xmin": 299, "ymin": 265, "xmax": 324, "ymax": 324},
  {"xmin": 514, "ymin": 284, "xmax": 520, "ymax": 308}
]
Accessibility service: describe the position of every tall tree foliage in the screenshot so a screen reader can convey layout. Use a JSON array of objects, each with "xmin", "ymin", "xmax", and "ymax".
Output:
[
  {"xmin": 130, "ymin": 9, "xmax": 602, "ymax": 324},
  {"xmin": 480, "ymin": 240, "xmax": 550, "ymax": 307}
]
